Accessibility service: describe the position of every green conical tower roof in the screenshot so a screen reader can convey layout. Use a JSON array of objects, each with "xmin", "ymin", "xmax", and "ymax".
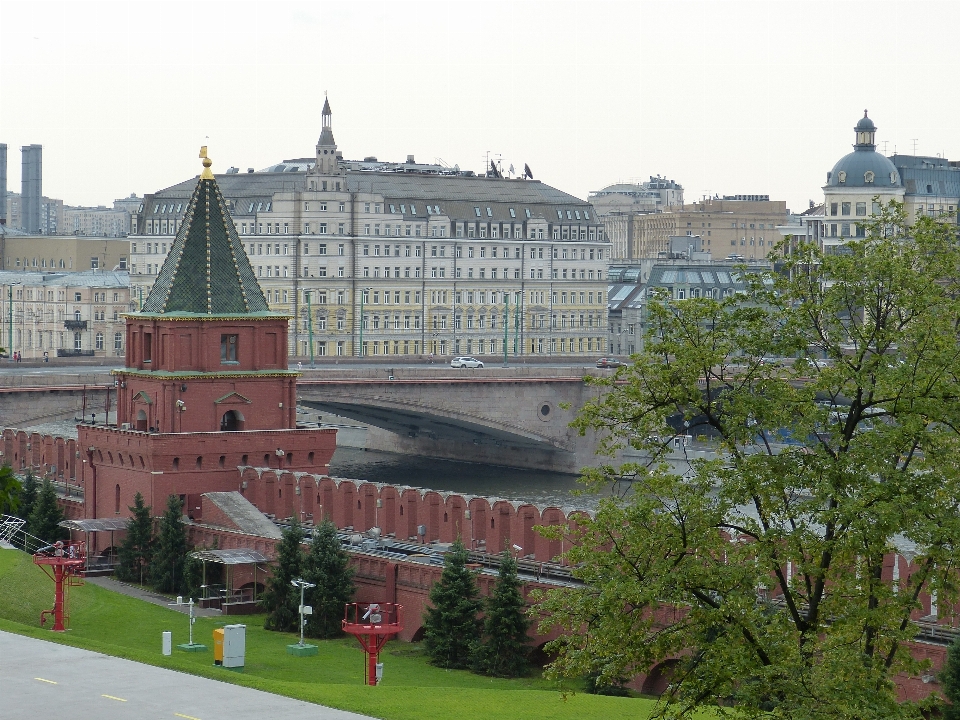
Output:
[{"xmin": 140, "ymin": 148, "xmax": 271, "ymax": 316}]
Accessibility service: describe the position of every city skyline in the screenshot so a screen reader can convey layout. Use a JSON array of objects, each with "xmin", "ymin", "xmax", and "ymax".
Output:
[{"xmin": 2, "ymin": 1, "xmax": 960, "ymax": 211}]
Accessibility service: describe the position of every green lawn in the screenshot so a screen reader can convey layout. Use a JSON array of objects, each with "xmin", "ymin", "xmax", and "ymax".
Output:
[{"xmin": 0, "ymin": 548, "xmax": 672, "ymax": 720}]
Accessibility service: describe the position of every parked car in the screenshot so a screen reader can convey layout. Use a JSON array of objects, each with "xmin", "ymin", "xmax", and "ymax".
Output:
[
  {"xmin": 596, "ymin": 357, "xmax": 627, "ymax": 368},
  {"xmin": 451, "ymin": 356, "xmax": 484, "ymax": 368}
]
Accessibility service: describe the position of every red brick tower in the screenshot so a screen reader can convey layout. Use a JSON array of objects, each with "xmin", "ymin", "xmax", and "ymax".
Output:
[{"xmin": 78, "ymin": 149, "xmax": 335, "ymax": 537}]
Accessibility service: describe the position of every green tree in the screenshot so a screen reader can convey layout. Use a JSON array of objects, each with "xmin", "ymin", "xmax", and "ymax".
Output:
[
  {"xmin": 18, "ymin": 472, "xmax": 38, "ymax": 527},
  {"xmin": 28, "ymin": 478, "xmax": 67, "ymax": 544},
  {"xmin": 183, "ymin": 551, "xmax": 204, "ymax": 601},
  {"xmin": 942, "ymin": 638, "xmax": 960, "ymax": 720},
  {"xmin": 149, "ymin": 495, "xmax": 188, "ymax": 594},
  {"xmin": 472, "ymin": 551, "xmax": 530, "ymax": 677},
  {"xmin": 260, "ymin": 520, "xmax": 305, "ymax": 632},
  {"xmin": 536, "ymin": 204, "xmax": 960, "ymax": 719},
  {"xmin": 0, "ymin": 465, "xmax": 21, "ymax": 516},
  {"xmin": 115, "ymin": 492, "xmax": 153, "ymax": 585},
  {"xmin": 423, "ymin": 538, "xmax": 482, "ymax": 669},
  {"xmin": 303, "ymin": 519, "xmax": 354, "ymax": 639}
]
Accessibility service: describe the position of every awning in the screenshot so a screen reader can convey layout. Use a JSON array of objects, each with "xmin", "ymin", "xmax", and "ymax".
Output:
[
  {"xmin": 189, "ymin": 548, "xmax": 271, "ymax": 565},
  {"xmin": 59, "ymin": 518, "xmax": 131, "ymax": 532}
]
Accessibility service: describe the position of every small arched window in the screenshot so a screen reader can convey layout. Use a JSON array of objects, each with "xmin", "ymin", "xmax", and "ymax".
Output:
[{"xmin": 115, "ymin": 484, "xmax": 121, "ymax": 514}]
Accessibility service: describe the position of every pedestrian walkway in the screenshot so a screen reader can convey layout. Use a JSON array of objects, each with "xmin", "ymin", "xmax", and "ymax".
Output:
[
  {"xmin": 84, "ymin": 576, "xmax": 222, "ymax": 617},
  {"xmin": 0, "ymin": 631, "xmax": 374, "ymax": 720}
]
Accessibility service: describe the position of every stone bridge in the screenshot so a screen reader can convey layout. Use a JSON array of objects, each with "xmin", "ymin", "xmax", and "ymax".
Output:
[
  {"xmin": 297, "ymin": 366, "xmax": 605, "ymax": 471},
  {"xmin": 0, "ymin": 366, "xmax": 607, "ymax": 471}
]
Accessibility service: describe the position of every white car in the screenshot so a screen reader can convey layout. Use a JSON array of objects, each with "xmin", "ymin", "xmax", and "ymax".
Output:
[{"xmin": 451, "ymin": 356, "xmax": 484, "ymax": 368}]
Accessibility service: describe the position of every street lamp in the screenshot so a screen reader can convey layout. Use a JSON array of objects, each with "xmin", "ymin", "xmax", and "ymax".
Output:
[
  {"xmin": 502, "ymin": 292, "xmax": 509, "ymax": 368},
  {"xmin": 358, "ymin": 287, "xmax": 370, "ymax": 358},
  {"xmin": 305, "ymin": 290, "xmax": 315, "ymax": 368}
]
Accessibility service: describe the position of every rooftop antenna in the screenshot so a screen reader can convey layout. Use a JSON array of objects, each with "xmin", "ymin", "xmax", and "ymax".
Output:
[
  {"xmin": 881, "ymin": 140, "xmax": 889, "ymax": 155},
  {"xmin": 911, "ymin": 138, "xmax": 918, "ymax": 155}
]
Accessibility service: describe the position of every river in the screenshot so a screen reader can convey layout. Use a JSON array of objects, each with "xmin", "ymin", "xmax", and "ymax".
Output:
[{"xmin": 327, "ymin": 446, "xmax": 607, "ymax": 510}]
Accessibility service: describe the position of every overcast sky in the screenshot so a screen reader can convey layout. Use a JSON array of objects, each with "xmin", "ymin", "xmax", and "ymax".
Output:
[{"xmin": 2, "ymin": 1, "xmax": 959, "ymax": 213}]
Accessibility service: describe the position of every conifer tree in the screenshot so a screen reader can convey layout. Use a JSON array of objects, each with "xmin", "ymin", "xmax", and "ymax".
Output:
[
  {"xmin": 261, "ymin": 520, "xmax": 305, "ymax": 632},
  {"xmin": 472, "ymin": 551, "xmax": 530, "ymax": 677},
  {"xmin": 0, "ymin": 465, "xmax": 20, "ymax": 516},
  {"xmin": 19, "ymin": 472, "xmax": 39, "ymax": 529},
  {"xmin": 28, "ymin": 477, "xmax": 67, "ymax": 544},
  {"xmin": 302, "ymin": 519, "xmax": 355, "ymax": 638},
  {"xmin": 149, "ymin": 495, "xmax": 188, "ymax": 594},
  {"xmin": 116, "ymin": 492, "xmax": 153, "ymax": 585},
  {"xmin": 942, "ymin": 638, "xmax": 960, "ymax": 720},
  {"xmin": 422, "ymin": 538, "xmax": 482, "ymax": 669}
]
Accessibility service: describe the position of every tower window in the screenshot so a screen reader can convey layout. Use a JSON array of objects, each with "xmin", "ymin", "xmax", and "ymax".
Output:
[{"xmin": 221, "ymin": 334, "xmax": 238, "ymax": 362}]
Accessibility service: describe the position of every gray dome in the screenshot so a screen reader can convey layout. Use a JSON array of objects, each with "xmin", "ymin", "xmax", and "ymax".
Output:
[
  {"xmin": 855, "ymin": 113, "xmax": 876, "ymax": 132},
  {"xmin": 826, "ymin": 150, "xmax": 900, "ymax": 188}
]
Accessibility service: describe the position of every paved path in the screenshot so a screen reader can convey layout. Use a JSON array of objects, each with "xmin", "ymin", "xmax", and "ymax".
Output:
[
  {"xmin": 0, "ymin": 630, "xmax": 374, "ymax": 720},
  {"xmin": 84, "ymin": 577, "xmax": 223, "ymax": 617}
]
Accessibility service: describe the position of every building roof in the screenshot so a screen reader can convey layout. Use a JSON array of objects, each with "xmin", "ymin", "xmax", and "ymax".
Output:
[
  {"xmin": 201, "ymin": 491, "xmax": 283, "ymax": 539},
  {"xmin": 0, "ymin": 270, "xmax": 129, "ymax": 288},
  {"xmin": 826, "ymin": 112, "xmax": 901, "ymax": 190},
  {"xmin": 140, "ymin": 167, "xmax": 600, "ymax": 230},
  {"xmin": 827, "ymin": 150, "xmax": 900, "ymax": 189},
  {"xmin": 139, "ymin": 157, "xmax": 270, "ymax": 315}
]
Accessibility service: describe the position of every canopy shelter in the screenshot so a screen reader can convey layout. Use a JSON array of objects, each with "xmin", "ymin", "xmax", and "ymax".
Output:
[
  {"xmin": 189, "ymin": 548, "xmax": 271, "ymax": 615},
  {"xmin": 59, "ymin": 518, "xmax": 130, "ymax": 573}
]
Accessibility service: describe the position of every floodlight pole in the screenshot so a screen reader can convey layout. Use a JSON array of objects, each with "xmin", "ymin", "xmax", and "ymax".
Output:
[{"xmin": 291, "ymin": 578, "xmax": 316, "ymax": 646}]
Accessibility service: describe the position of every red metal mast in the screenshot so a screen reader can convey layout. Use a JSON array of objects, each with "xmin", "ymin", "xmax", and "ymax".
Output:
[
  {"xmin": 34, "ymin": 541, "xmax": 86, "ymax": 632},
  {"xmin": 342, "ymin": 602, "xmax": 403, "ymax": 685}
]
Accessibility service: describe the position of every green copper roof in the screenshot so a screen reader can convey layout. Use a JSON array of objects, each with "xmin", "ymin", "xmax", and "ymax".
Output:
[{"xmin": 141, "ymin": 174, "xmax": 269, "ymax": 314}]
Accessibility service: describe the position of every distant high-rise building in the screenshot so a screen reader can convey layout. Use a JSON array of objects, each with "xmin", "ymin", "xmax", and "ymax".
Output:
[
  {"xmin": 0, "ymin": 143, "xmax": 7, "ymax": 225},
  {"xmin": 21, "ymin": 144, "xmax": 42, "ymax": 233}
]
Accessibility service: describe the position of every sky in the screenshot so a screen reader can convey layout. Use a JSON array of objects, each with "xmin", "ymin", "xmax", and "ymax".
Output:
[{"xmin": 2, "ymin": 0, "xmax": 960, "ymax": 213}]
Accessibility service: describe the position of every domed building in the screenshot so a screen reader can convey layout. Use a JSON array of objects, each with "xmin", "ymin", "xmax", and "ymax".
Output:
[
  {"xmin": 822, "ymin": 111, "xmax": 904, "ymax": 248},
  {"xmin": 822, "ymin": 111, "xmax": 960, "ymax": 250}
]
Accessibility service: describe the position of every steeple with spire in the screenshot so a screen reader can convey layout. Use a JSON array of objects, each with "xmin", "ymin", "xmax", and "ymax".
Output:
[{"xmin": 312, "ymin": 94, "xmax": 343, "ymax": 178}]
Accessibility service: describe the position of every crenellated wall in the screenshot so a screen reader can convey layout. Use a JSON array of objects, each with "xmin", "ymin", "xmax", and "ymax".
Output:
[
  {"xmin": 2, "ymin": 428, "xmax": 79, "ymax": 484},
  {"xmin": 235, "ymin": 467, "xmax": 589, "ymax": 562}
]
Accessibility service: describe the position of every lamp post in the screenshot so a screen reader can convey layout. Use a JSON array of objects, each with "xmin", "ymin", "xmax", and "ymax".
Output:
[
  {"xmin": 7, "ymin": 282, "xmax": 13, "ymax": 361},
  {"xmin": 305, "ymin": 290, "xmax": 315, "ymax": 368},
  {"xmin": 513, "ymin": 293, "xmax": 521, "ymax": 356},
  {"xmin": 358, "ymin": 288, "xmax": 369, "ymax": 357},
  {"xmin": 502, "ymin": 293, "xmax": 509, "ymax": 368}
]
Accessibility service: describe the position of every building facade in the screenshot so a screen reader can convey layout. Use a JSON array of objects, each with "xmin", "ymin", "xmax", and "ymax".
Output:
[
  {"xmin": 0, "ymin": 232, "xmax": 129, "ymax": 273},
  {"xmin": 131, "ymin": 100, "xmax": 611, "ymax": 359},
  {"xmin": 0, "ymin": 270, "xmax": 132, "ymax": 359},
  {"xmin": 589, "ymin": 177, "xmax": 684, "ymax": 260},
  {"xmin": 629, "ymin": 198, "xmax": 788, "ymax": 261},
  {"xmin": 606, "ymin": 255, "xmax": 771, "ymax": 355},
  {"xmin": 821, "ymin": 111, "xmax": 960, "ymax": 253}
]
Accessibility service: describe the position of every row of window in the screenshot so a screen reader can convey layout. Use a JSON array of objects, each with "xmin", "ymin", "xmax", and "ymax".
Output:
[
  {"xmin": 14, "ymin": 329, "xmax": 122, "ymax": 351},
  {"xmin": 354, "ymin": 336, "xmax": 606, "ymax": 357},
  {"xmin": 355, "ymin": 311, "xmax": 604, "ymax": 332}
]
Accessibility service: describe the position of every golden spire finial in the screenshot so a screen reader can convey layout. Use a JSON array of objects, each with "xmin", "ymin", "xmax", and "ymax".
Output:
[{"xmin": 199, "ymin": 146, "xmax": 214, "ymax": 180}]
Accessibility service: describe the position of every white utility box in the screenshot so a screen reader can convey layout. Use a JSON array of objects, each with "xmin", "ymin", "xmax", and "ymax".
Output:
[{"xmin": 223, "ymin": 624, "xmax": 246, "ymax": 668}]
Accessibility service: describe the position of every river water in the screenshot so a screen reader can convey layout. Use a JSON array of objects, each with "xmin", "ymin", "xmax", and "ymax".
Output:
[{"xmin": 327, "ymin": 446, "xmax": 606, "ymax": 510}]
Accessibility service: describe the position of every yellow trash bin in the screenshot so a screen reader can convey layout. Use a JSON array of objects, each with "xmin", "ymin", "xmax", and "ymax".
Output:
[{"xmin": 213, "ymin": 628, "xmax": 224, "ymax": 665}]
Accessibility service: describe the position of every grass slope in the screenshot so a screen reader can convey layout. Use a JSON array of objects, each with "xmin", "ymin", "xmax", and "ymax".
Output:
[{"xmin": 0, "ymin": 548, "xmax": 671, "ymax": 720}]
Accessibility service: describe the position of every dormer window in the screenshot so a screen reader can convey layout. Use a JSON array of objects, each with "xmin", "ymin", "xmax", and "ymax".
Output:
[
  {"xmin": 890, "ymin": 172, "xmax": 898, "ymax": 184},
  {"xmin": 864, "ymin": 171, "xmax": 875, "ymax": 184},
  {"xmin": 837, "ymin": 171, "xmax": 847, "ymax": 184}
]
